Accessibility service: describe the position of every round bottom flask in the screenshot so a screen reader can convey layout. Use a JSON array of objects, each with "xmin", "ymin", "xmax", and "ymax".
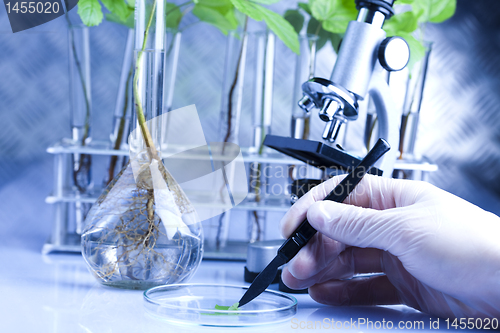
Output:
[{"xmin": 81, "ymin": 154, "xmax": 203, "ymax": 290}]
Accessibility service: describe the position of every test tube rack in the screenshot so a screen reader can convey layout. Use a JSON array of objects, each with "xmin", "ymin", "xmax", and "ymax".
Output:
[{"xmin": 43, "ymin": 138, "xmax": 437, "ymax": 260}]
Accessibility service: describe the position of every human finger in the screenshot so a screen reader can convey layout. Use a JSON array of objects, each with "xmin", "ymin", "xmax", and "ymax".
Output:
[
  {"xmin": 283, "ymin": 247, "xmax": 385, "ymax": 290},
  {"xmin": 309, "ymin": 275, "xmax": 400, "ymax": 306},
  {"xmin": 280, "ymin": 175, "xmax": 424, "ymax": 238},
  {"xmin": 306, "ymin": 200, "xmax": 416, "ymax": 255}
]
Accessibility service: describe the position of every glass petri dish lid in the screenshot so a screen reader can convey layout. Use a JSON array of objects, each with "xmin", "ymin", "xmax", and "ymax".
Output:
[{"xmin": 143, "ymin": 283, "xmax": 297, "ymax": 327}]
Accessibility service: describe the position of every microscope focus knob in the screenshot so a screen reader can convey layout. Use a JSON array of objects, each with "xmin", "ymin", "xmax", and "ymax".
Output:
[
  {"xmin": 378, "ymin": 36, "xmax": 410, "ymax": 72},
  {"xmin": 298, "ymin": 95, "xmax": 316, "ymax": 113}
]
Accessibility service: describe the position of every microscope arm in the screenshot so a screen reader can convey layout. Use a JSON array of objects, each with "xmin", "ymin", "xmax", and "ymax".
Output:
[
  {"xmin": 368, "ymin": 66, "xmax": 400, "ymax": 176},
  {"xmin": 281, "ymin": 0, "xmax": 407, "ymax": 178}
]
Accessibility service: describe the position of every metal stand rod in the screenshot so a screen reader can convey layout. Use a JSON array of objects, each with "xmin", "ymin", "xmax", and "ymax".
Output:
[{"xmin": 51, "ymin": 153, "xmax": 69, "ymax": 246}]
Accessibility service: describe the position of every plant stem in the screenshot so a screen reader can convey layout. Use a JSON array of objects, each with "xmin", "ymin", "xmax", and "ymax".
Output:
[
  {"xmin": 65, "ymin": 13, "xmax": 92, "ymax": 194},
  {"xmin": 251, "ymin": 210, "xmax": 262, "ymax": 241},
  {"xmin": 217, "ymin": 19, "xmax": 248, "ymax": 247},
  {"xmin": 107, "ymin": 62, "xmax": 134, "ymax": 184},
  {"xmin": 251, "ymin": 162, "xmax": 263, "ymax": 242},
  {"xmin": 251, "ymin": 125, "xmax": 265, "ymax": 240},
  {"xmin": 133, "ymin": 0, "xmax": 160, "ymax": 161},
  {"xmin": 146, "ymin": 192, "xmax": 155, "ymax": 247},
  {"xmin": 65, "ymin": 14, "xmax": 91, "ymax": 147},
  {"xmin": 131, "ymin": 0, "xmax": 168, "ymax": 246},
  {"xmin": 223, "ymin": 17, "xmax": 248, "ymax": 144}
]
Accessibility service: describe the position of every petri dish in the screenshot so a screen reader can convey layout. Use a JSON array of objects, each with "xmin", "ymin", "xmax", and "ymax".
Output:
[{"xmin": 143, "ymin": 283, "xmax": 297, "ymax": 327}]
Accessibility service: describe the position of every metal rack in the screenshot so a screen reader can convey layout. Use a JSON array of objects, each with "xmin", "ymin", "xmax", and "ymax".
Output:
[{"xmin": 43, "ymin": 138, "xmax": 438, "ymax": 258}]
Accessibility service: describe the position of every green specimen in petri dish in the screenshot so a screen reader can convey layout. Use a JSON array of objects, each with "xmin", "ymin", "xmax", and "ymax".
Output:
[
  {"xmin": 215, "ymin": 302, "xmax": 240, "ymax": 311},
  {"xmin": 202, "ymin": 302, "xmax": 240, "ymax": 316}
]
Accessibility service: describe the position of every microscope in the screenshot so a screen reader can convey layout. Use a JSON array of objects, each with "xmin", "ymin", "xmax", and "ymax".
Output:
[{"xmin": 265, "ymin": 0, "xmax": 410, "ymax": 191}]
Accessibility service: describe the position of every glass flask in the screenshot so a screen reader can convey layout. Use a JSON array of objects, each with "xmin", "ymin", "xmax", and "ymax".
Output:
[
  {"xmin": 81, "ymin": 0, "xmax": 203, "ymax": 289},
  {"xmin": 81, "ymin": 153, "xmax": 203, "ymax": 289}
]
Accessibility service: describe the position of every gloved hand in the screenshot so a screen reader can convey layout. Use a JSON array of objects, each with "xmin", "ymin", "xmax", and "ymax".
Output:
[{"xmin": 280, "ymin": 175, "xmax": 500, "ymax": 319}]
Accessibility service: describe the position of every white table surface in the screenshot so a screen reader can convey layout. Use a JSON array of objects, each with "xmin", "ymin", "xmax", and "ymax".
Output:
[{"xmin": 0, "ymin": 246, "xmax": 483, "ymax": 333}]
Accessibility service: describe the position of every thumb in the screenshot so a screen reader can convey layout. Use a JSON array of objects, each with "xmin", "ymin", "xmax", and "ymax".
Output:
[{"xmin": 307, "ymin": 201, "xmax": 406, "ymax": 255}]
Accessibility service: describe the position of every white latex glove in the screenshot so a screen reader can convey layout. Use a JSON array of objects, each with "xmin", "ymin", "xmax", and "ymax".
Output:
[{"xmin": 280, "ymin": 175, "xmax": 500, "ymax": 319}]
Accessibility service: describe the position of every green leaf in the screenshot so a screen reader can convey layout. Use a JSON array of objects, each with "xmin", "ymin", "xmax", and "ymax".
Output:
[
  {"xmin": 234, "ymin": 8, "xmax": 247, "ymax": 27},
  {"xmin": 199, "ymin": 0, "xmax": 231, "ymax": 5},
  {"xmin": 197, "ymin": 0, "xmax": 238, "ymax": 29},
  {"xmin": 203, "ymin": 302, "xmax": 240, "ymax": 315},
  {"xmin": 309, "ymin": 0, "xmax": 357, "ymax": 34},
  {"xmin": 166, "ymin": 2, "xmax": 183, "ymax": 29},
  {"xmin": 193, "ymin": 3, "xmax": 238, "ymax": 34},
  {"xmin": 397, "ymin": 0, "xmax": 414, "ymax": 3},
  {"xmin": 412, "ymin": 0, "xmax": 456, "ymax": 24},
  {"xmin": 78, "ymin": 0, "xmax": 103, "ymax": 26},
  {"xmin": 307, "ymin": 17, "xmax": 342, "ymax": 52},
  {"xmin": 102, "ymin": 0, "xmax": 134, "ymax": 27},
  {"xmin": 298, "ymin": 2, "xmax": 311, "ymax": 15},
  {"xmin": 106, "ymin": 11, "xmax": 134, "ymax": 28},
  {"xmin": 260, "ymin": 6, "xmax": 300, "ymax": 54},
  {"xmin": 284, "ymin": 9, "xmax": 304, "ymax": 34},
  {"xmin": 125, "ymin": 0, "xmax": 134, "ymax": 7},
  {"xmin": 230, "ymin": 0, "xmax": 264, "ymax": 21},
  {"xmin": 339, "ymin": 0, "xmax": 356, "ymax": 11},
  {"xmin": 251, "ymin": 0, "xmax": 281, "ymax": 4},
  {"xmin": 214, "ymin": 302, "xmax": 239, "ymax": 311},
  {"xmin": 225, "ymin": 8, "xmax": 239, "ymax": 28},
  {"xmin": 310, "ymin": 0, "xmax": 336, "ymax": 22},
  {"xmin": 321, "ymin": 4, "xmax": 357, "ymax": 34},
  {"xmin": 230, "ymin": 0, "xmax": 299, "ymax": 54},
  {"xmin": 198, "ymin": 0, "xmax": 233, "ymax": 14},
  {"xmin": 101, "ymin": 0, "xmax": 130, "ymax": 22},
  {"xmin": 383, "ymin": 10, "xmax": 419, "ymax": 36},
  {"xmin": 428, "ymin": 0, "xmax": 456, "ymax": 23}
]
